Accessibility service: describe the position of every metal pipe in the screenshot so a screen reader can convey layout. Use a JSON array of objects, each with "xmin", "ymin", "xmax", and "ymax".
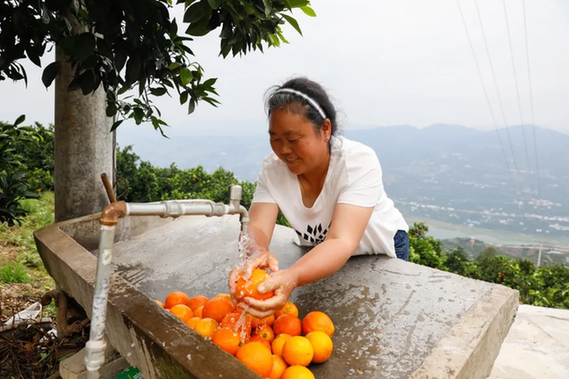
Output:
[
  {"xmin": 85, "ymin": 224, "xmax": 116, "ymax": 379},
  {"xmin": 85, "ymin": 185, "xmax": 248, "ymax": 377}
]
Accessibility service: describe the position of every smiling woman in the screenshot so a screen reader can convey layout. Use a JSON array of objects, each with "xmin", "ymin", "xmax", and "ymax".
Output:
[{"xmin": 228, "ymin": 77, "xmax": 409, "ymax": 318}]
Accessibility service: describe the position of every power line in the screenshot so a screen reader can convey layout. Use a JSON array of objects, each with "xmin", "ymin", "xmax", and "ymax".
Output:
[
  {"xmin": 474, "ymin": 0, "xmax": 521, "ymax": 185},
  {"xmin": 522, "ymin": 0, "xmax": 542, "ymax": 197},
  {"xmin": 502, "ymin": 0, "xmax": 533, "ymax": 193},
  {"xmin": 455, "ymin": 0, "xmax": 517, "ymax": 191}
]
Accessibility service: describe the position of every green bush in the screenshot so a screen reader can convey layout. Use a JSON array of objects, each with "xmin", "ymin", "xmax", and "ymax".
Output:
[{"xmin": 0, "ymin": 116, "xmax": 41, "ymax": 226}]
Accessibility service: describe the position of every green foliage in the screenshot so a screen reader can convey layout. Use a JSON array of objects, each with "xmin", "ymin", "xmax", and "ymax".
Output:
[
  {"xmin": 0, "ymin": 116, "xmax": 42, "ymax": 226},
  {"xmin": 409, "ymin": 221, "xmax": 569, "ymax": 309},
  {"xmin": 0, "ymin": 261, "xmax": 32, "ymax": 284},
  {"xmin": 0, "ymin": 0, "xmax": 316, "ymax": 134},
  {"xmin": 408, "ymin": 222, "xmax": 445, "ymax": 268},
  {"xmin": 116, "ymin": 145, "xmax": 255, "ymax": 208}
]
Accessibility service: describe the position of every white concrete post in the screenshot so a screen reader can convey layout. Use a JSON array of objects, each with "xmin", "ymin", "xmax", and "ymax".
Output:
[{"xmin": 54, "ymin": 46, "xmax": 114, "ymax": 222}]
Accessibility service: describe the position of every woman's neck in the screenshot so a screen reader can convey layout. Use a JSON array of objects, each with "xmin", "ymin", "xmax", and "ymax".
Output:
[{"xmin": 299, "ymin": 152, "xmax": 331, "ymax": 189}]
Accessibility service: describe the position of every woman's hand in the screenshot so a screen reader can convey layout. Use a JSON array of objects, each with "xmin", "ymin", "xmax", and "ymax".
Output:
[
  {"xmin": 228, "ymin": 250, "xmax": 279, "ymax": 295},
  {"xmin": 238, "ymin": 269, "xmax": 298, "ymax": 319}
]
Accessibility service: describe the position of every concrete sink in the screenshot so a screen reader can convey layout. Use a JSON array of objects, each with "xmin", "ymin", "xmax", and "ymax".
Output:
[{"xmin": 35, "ymin": 213, "xmax": 519, "ymax": 378}]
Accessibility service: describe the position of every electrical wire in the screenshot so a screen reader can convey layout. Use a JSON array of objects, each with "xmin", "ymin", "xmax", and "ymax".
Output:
[
  {"xmin": 503, "ymin": 0, "xmax": 533, "ymax": 193},
  {"xmin": 474, "ymin": 0, "xmax": 521, "ymax": 185},
  {"xmin": 522, "ymin": 0, "xmax": 541, "ymax": 197},
  {"xmin": 456, "ymin": 0, "xmax": 517, "ymax": 191}
]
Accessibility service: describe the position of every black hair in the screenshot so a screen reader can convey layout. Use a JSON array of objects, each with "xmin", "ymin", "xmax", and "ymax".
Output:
[{"xmin": 265, "ymin": 77, "xmax": 338, "ymax": 137}]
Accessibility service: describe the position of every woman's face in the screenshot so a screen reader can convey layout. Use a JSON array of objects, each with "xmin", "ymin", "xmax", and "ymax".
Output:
[{"xmin": 268, "ymin": 108, "xmax": 330, "ymax": 176}]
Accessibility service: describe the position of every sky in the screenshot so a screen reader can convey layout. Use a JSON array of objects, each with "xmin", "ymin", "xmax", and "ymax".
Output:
[{"xmin": 1, "ymin": 0, "xmax": 568, "ymax": 136}]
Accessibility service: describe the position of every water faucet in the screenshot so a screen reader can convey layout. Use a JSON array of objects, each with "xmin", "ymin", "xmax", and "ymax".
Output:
[{"xmin": 85, "ymin": 185, "xmax": 249, "ymax": 379}]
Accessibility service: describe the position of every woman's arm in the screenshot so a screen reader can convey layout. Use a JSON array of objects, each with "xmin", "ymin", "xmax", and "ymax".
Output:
[
  {"xmin": 288, "ymin": 204, "xmax": 374, "ymax": 286},
  {"xmin": 240, "ymin": 203, "xmax": 374, "ymax": 318}
]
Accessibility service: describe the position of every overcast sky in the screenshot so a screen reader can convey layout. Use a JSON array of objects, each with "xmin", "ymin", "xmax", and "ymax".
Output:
[{"xmin": 1, "ymin": 0, "xmax": 568, "ymax": 136}]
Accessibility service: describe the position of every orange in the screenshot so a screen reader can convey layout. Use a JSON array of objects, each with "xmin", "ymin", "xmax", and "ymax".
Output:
[
  {"xmin": 155, "ymin": 300, "xmax": 165, "ymax": 308},
  {"xmin": 194, "ymin": 305, "xmax": 204, "ymax": 318},
  {"xmin": 202, "ymin": 297, "xmax": 235, "ymax": 323},
  {"xmin": 254, "ymin": 324, "xmax": 275, "ymax": 343},
  {"xmin": 251, "ymin": 314, "xmax": 275, "ymax": 328},
  {"xmin": 302, "ymin": 311, "xmax": 334, "ymax": 337},
  {"xmin": 169, "ymin": 304, "xmax": 194, "ymax": 323},
  {"xmin": 235, "ymin": 268, "xmax": 274, "ymax": 301},
  {"xmin": 281, "ymin": 365, "xmax": 315, "ymax": 379},
  {"xmin": 186, "ymin": 317, "xmax": 201, "ymax": 329},
  {"xmin": 273, "ymin": 314, "xmax": 302, "ymax": 336},
  {"xmin": 248, "ymin": 335, "xmax": 272, "ymax": 350},
  {"xmin": 236, "ymin": 342, "xmax": 273, "ymax": 377},
  {"xmin": 164, "ymin": 291, "xmax": 191, "ymax": 309},
  {"xmin": 215, "ymin": 293, "xmax": 233, "ymax": 302},
  {"xmin": 268, "ymin": 354, "xmax": 288, "ymax": 379},
  {"xmin": 194, "ymin": 318, "xmax": 218, "ymax": 339},
  {"xmin": 306, "ymin": 331, "xmax": 333, "ymax": 364},
  {"xmin": 212, "ymin": 328, "xmax": 242, "ymax": 356},
  {"xmin": 282, "ymin": 336, "xmax": 313, "ymax": 367},
  {"xmin": 221, "ymin": 312, "xmax": 253, "ymax": 334},
  {"xmin": 271, "ymin": 333, "xmax": 292, "ymax": 356},
  {"xmin": 188, "ymin": 295, "xmax": 209, "ymax": 312},
  {"xmin": 275, "ymin": 301, "xmax": 299, "ymax": 318}
]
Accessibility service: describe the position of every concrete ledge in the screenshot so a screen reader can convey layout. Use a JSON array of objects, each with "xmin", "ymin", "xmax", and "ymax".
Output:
[
  {"xmin": 60, "ymin": 347, "xmax": 129, "ymax": 379},
  {"xmin": 410, "ymin": 285, "xmax": 519, "ymax": 379}
]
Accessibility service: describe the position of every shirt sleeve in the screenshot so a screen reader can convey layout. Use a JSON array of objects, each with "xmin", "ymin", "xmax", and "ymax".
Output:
[
  {"xmin": 252, "ymin": 156, "xmax": 278, "ymax": 204},
  {"xmin": 337, "ymin": 145, "xmax": 383, "ymax": 207}
]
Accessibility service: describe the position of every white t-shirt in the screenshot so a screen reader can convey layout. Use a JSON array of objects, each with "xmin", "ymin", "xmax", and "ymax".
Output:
[{"xmin": 252, "ymin": 136, "xmax": 408, "ymax": 257}]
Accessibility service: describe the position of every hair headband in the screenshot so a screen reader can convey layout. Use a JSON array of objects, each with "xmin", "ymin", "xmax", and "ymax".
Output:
[{"xmin": 274, "ymin": 88, "xmax": 327, "ymax": 120}]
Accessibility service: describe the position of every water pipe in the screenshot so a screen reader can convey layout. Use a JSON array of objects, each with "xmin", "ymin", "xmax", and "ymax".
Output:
[{"xmin": 84, "ymin": 185, "xmax": 249, "ymax": 379}]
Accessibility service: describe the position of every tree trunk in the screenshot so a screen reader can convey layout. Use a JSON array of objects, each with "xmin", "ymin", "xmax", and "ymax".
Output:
[{"xmin": 54, "ymin": 46, "xmax": 114, "ymax": 222}]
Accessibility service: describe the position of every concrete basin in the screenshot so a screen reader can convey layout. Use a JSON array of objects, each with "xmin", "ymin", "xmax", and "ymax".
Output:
[{"xmin": 35, "ymin": 213, "xmax": 519, "ymax": 378}]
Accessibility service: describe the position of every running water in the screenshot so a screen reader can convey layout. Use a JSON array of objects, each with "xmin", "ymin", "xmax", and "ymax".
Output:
[{"xmin": 237, "ymin": 232, "xmax": 254, "ymax": 265}]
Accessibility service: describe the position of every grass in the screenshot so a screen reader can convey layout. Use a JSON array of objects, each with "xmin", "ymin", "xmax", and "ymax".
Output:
[{"xmin": 0, "ymin": 191, "xmax": 56, "ymax": 320}]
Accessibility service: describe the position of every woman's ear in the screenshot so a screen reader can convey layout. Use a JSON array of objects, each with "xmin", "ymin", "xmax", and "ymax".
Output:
[{"xmin": 322, "ymin": 119, "xmax": 332, "ymax": 140}]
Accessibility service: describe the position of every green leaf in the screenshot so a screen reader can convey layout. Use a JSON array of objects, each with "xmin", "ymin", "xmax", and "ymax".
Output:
[
  {"xmin": 41, "ymin": 61, "xmax": 61, "ymax": 88},
  {"xmin": 287, "ymin": 0, "xmax": 309, "ymax": 8},
  {"xmin": 180, "ymin": 68, "xmax": 193, "ymax": 86},
  {"xmin": 183, "ymin": 1, "xmax": 212, "ymax": 23},
  {"xmin": 150, "ymin": 87, "xmax": 168, "ymax": 96},
  {"xmin": 262, "ymin": 0, "xmax": 272, "ymax": 16},
  {"xmin": 202, "ymin": 78, "xmax": 217, "ymax": 88},
  {"xmin": 110, "ymin": 120, "xmax": 124, "ymax": 132},
  {"xmin": 106, "ymin": 102, "xmax": 117, "ymax": 117},
  {"xmin": 75, "ymin": 32, "xmax": 96, "ymax": 61},
  {"xmin": 300, "ymin": 6, "xmax": 316, "ymax": 17},
  {"xmin": 180, "ymin": 91, "xmax": 189, "ymax": 105},
  {"xmin": 188, "ymin": 99, "xmax": 196, "ymax": 114},
  {"xmin": 14, "ymin": 115, "xmax": 25, "ymax": 126},
  {"xmin": 125, "ymin": 56, "xmax": 142, "ymax": 85},
  {"xmin": 208, "ymin": 0, "xmax": 222, "ymax": 9},
  {"xmin": 169, "ymin": 62, "xmax": 181, "ymax": 71},
  {"xmin": 282, "ymin": 14, "xmax": 302, "ymax": 36}
]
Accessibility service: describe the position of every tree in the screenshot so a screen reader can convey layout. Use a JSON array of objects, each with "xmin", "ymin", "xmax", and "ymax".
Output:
[{"xmin": 1, "ymin": 0, "xmax": 315, "ymax": 221}]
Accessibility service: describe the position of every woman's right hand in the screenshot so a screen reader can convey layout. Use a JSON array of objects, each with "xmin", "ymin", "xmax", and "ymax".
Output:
[{"xmin": 229, "ymin": 250, "xmax": 279, "ymax": 296}]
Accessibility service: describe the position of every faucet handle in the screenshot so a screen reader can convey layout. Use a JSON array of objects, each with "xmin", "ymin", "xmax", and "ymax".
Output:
[{"xmin": 228, "ymin": 185, "xmax": 242, "ymax": 208}]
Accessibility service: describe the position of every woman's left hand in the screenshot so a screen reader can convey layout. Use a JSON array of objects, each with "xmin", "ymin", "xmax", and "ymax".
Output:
[{"xmin": 238, "ymin": 269, "xmax": 298, "ymax": 319}]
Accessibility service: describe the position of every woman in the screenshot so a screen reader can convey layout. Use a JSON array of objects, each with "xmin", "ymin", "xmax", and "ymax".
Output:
[{"xmin": 229, "ymin": 77, "xmax": 408, "ymax": 318}]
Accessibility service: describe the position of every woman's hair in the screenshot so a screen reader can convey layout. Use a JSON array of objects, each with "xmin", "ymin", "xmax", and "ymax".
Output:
[{"xmin": 264, "ymin": 77, "xmax": 339, "ymax": 136}]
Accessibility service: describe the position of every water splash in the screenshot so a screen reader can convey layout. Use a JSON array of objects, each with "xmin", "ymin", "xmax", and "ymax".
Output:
[
  {"xmin": 235, "ymin": 313, "xmax": 252, "ymax": 342},
  {"xmin": 237, "ymin": 232, "xmax": 254, "ymax": 265}
]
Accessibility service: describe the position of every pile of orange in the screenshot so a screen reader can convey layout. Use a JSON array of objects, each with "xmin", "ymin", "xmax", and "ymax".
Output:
[{"xmin": 156, "ymin": 269, "xmax": 335, "ymax": 379}]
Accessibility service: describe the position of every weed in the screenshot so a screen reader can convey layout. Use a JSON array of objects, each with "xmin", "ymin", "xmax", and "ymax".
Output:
[{"xmin": 0, "ymin": 261, "xmax": 31, "ymax": 284}]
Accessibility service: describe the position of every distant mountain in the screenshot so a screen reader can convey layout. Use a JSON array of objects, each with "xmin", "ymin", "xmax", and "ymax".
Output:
[{"xmin": 117, "ymin": 124, "xmax": 569, "ymax": 241}]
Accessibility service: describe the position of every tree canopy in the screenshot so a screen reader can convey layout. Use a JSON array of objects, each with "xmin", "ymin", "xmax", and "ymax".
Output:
[{"xmin": 0, "ymin": 0, "xmax": 315, "ymax": 134}]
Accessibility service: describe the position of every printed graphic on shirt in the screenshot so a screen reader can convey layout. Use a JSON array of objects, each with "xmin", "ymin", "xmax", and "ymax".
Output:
[{"xmin": 295, "ymin": 222, "xmax": 331, "ymax": 244}]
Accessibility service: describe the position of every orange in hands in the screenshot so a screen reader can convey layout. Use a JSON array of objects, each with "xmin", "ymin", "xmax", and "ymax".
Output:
[{"xmin": 234, "ymin": 268, "xmax": 274, "ymax": 301}]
